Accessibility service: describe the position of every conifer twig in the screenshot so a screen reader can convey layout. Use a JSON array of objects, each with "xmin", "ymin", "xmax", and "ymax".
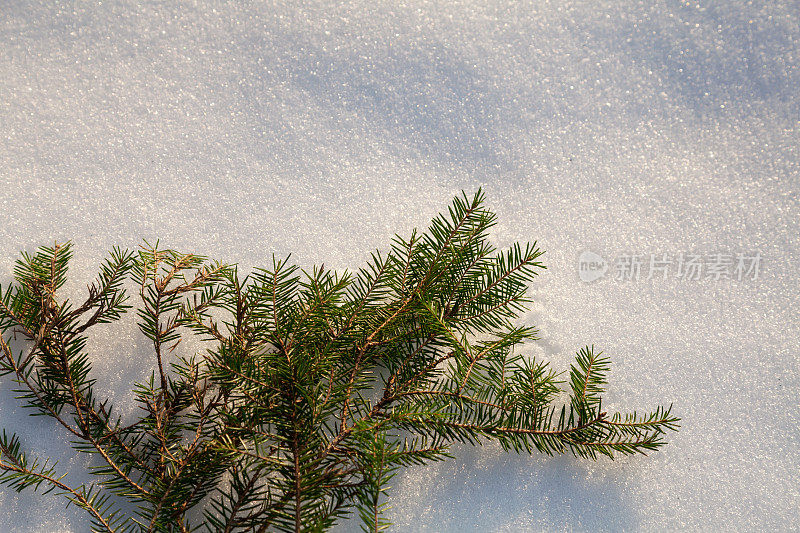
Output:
[{"xmin": 0, "ymin": 190, "xmax": 678, "ymax": 531}]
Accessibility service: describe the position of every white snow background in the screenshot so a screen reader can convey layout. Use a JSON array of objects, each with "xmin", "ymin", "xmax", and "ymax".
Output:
[{"xmin": 1, "ymin": 1, "xmax": 798, "ymax": 531}]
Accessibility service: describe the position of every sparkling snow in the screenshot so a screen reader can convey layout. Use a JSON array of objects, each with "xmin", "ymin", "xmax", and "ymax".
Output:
[{"xmin": 1, "ymin": 1, "xmax": 798, "ymax": 531}]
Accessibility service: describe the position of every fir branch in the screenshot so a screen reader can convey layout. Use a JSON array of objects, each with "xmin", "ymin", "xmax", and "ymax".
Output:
[
  {"xmin": 0, "ymin": 432, "xmax": 123, "ymax": 532},
  {"xmin": 0, "ymin": 191, "xmax": 678, "ymax": 531}
]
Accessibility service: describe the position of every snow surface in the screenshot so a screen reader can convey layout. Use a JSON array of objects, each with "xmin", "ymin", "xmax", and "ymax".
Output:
[{"xmin": 1, "ymin": 1, "xmax": 798, "ymax": 531}]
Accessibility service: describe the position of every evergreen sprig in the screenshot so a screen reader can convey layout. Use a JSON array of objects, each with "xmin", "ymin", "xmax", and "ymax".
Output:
[{"xmin": 0, "ymin": 190, "xmax": 678, "ymax": 532}]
